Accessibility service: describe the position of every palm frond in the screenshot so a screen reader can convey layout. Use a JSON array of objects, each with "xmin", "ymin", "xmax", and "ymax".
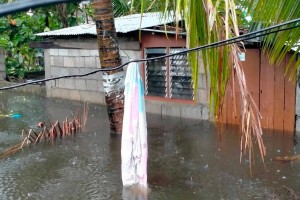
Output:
[
  {"xmin": 112, "ymin": 0, "xmax": 130, "ymax": 17},
  {"xmin": 246, "ymin": 0, "xmax": 300, "ymax": 80},
  {"xmin": 132, "ymin": 0, "xmax": 300, "ymax": 171},
  {"xmin": 160, "ymin": 0, "xmax": 267, "ymax": 170}
]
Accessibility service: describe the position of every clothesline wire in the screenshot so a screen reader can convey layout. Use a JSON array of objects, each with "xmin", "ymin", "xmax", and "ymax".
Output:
[{"xmin": 1, "ymin": 18, "xmax": 300, "ymax": 91}]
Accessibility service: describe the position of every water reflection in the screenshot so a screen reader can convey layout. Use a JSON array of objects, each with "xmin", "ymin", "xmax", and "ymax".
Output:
[
  {"xmin": 122, "ymin": 185, "xmax": 149, "ymax": 200},
  {"xmin": 0, "ymin": 91, "xmax": 299, "ymax": 199},
  {"xmin": 0, "ymin": 92, "xmax": 46, "ymax": 133}
]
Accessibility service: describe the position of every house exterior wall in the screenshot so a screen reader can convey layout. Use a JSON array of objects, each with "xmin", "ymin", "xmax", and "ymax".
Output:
[
  {"xmin": 45, "ymin": 46, "xmax": 140, "ymax": 104},
  {"xmin": 44, "ymin": 34, "xmax": 210, "ymax": 120},
  {"xmin": 44, "ymin": 48, "xmax": 106, "ymax": 103},
  {"xmin": 296, "ymin": 78, "xmax": 300, "ymax": 132},
  {"xmin": 0, "ymin": 48, "xmax": 5, "ymax": 80},
  {"xmin": 140, "ymin": 33, "xmax": 210, "ymax": 120},
  {"xmin": 221, "ymin": 49, "xmax": 297, "ymax": 132},
  {"xmin": 41, "ymin": 33, "xmax": 300, "ymax": 130}
]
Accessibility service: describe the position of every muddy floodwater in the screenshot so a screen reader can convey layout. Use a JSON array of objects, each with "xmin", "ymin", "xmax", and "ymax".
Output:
[{"xmin": 0, "ymin": 91, "xmax": 299, "ymax": 200}]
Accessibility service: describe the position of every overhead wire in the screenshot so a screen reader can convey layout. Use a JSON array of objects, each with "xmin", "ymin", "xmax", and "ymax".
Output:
[
  {"xmin": 0, "ymin": 0, "xmax": 82, "ymax": 17},
  {"xmin": 0, "ymin": 1, "xmax": 299, "ymax": 91},
  {"xmin": 1, "ymin": 18, "xmax": 300, "ymax": 91}
]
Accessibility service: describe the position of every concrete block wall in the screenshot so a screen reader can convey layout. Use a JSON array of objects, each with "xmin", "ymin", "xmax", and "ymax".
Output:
[
  {"xmin": 0, "ymin": 48, "xmax": 5, "ymax": 80},
  {"xmin": 145, "ymin": 100, "xmax": 210, "ymax": 120},
  {"xmin": 44, "ymin": 44, "xmax": 210, "ymax": 121},
  {"xmin": 44, "ymin": 48, "xmax": 142, "ymax": 104},
  {"xmin": 44, "ymin": 48, "xmax": 106, "ymax": 104},
  {"xmin": 196, "ymin": 53, "xmax": 209, "ymax": 106}
]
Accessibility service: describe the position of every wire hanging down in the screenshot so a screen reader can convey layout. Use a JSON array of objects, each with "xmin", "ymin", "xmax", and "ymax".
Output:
[{"xmin": 1, "ymin": 17, "xmax": 300, "ymax": 91}]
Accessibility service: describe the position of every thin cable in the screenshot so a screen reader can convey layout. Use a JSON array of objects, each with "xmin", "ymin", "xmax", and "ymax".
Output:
[
  {"xmin": 0, "ymin": 0, "xmax": 83, "ymax": 17},
  {"xmin": 1, "ymin": 19, "xmax": 300, "ymax": 91}
]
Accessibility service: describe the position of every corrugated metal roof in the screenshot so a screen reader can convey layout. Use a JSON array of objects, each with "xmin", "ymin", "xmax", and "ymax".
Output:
[
  {"xmin": 36, "ymin": 23, "xmax": 96, "ymax": 36},
  {"xmin": 36, "ymin": 12, "xmax": 178, "ymax": 37},
  {"xmin": 292, "ymin": 42, "xmax": 300, "ymax": 52}
]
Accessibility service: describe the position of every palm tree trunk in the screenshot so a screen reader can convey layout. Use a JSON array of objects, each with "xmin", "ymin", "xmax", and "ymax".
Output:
[{"xmin": 92, "ymin": 0, "xmax": 124, "ymax": 135}]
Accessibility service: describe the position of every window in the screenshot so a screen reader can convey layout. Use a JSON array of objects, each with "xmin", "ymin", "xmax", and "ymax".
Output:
[
  {"xmin": 145, "ymin": 48, "xmax": 167, "ymax": 97},
  {"xmin": 145, "ymin": 47, "xmax": 194, "ymax": 100}
]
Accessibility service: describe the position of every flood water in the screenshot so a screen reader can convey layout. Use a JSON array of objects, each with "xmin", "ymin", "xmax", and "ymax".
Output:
[{"xmin": 0, "ymin": 91, "xmax": 299, "ymax": 200}]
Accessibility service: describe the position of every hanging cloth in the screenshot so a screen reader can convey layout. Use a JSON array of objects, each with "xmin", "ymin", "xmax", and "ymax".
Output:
[{"xmin": 121, "ymin": 62, "xmax": 148, "ymax": 187}]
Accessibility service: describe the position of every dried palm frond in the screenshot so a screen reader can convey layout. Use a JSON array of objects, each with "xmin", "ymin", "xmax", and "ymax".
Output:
[
  {"xmin": 283, "ymin": 185, "xmax": 300, "ymax": 200},
  {"xmin": 0, "ymin": 103, "xmax": 89, "ymax": 160},
  {"xmin": 274, "ymin": 154, "xmax": 300, "ymax": 162},
  {"xmin": 163, "ymin": 0, "xmax": 267, "ymax": 173},
  {"xmin": 230, "ymin": 44, "xmax": 266, "ymax": 174},
  {"xmin": 0, "ymin": 142, "xmax": 24, "ymax": 159},
  {"xmin": 135, "ymin": 0, "xmax": 300, "ymax": 174},
  {"xmin": 244, "ymin": 0, "xmax": 300, "ymax": 80}
]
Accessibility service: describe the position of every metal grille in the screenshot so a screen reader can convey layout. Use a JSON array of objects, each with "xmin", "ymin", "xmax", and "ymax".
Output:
[
  {"xmin": 145, "ymin": 48, "xmax": 167, "ymax": 97},
  {"xmin": 169, "ymin": 48, "xmax": 194, "ymax": 100}
]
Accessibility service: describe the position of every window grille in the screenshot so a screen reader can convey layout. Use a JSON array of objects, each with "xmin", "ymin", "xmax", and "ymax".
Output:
[
  {"xmin": 145, "ymin": 48, "xmax": 167, "ymax": 97},
  {"xmin": 145, "ymin": 47, "xmax": 194, "ymax": 101},
  {"xmin": 169, "ymin": 48, "xmax": 194, "ymax": 100}
]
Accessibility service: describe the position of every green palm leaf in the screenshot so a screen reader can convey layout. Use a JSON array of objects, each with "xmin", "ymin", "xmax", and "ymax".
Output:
[
  {"xmin": 246, "ymin": 0, "xmax": 300, "ymax": 80},
  {"xmin": 112, "ymin": 0, "xmax": 130, "ymax": 17},
  {"xmin": 133, "ymin": 0, "xmax": 300, "ymax": 171}
]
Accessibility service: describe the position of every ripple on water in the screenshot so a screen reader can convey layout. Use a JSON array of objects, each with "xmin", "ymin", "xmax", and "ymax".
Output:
[{"xmin": 1, "ymin": 92, "xmax": 300, "ymax": 199}]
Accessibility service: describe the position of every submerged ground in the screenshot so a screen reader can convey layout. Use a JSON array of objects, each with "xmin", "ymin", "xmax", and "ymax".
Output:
[{"xmin": 0, "ymin": 91, "xmax": 299, "ymax": 199}]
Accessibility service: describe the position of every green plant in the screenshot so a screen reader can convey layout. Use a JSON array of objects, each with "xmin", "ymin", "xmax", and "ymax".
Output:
[{"xmin": 0, "ymin": 2, "xmax": 92, "ymax": 79}]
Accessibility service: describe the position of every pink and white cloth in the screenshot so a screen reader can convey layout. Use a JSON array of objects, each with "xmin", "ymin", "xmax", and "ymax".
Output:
[{"xmin": 121, "ymin": 62, "xmax": 148, "ymax": 187}]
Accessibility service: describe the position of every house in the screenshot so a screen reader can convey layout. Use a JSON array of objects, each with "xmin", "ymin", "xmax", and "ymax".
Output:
[
  {"xmin": 33, "ymin": 12, "xmax": 299, "ymax": 132},
  {"xmin": 221, "ymin": 47, "xmax": 299, "ymax": 133},
  {"xmin": 297, "ymin": 80, "xmax": 300, "ymax": 131},
  {"xmin": 33, "ymin": 12, "xmax": 210, "ymax": 121}
]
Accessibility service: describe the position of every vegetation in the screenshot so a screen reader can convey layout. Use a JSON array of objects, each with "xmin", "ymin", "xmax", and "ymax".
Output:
[
  {"xmin": 108, "ymin": 0, "xmax": 300, "ymax": 169},
  {"xmin": 1, "ymin": 0, "xmax": 299, "ymax": 169},
  {"xmin": 0, "ymin": 2, "xmax": 90, "ymax": 80},
  {"xmin": 0, "ymin": 10, "xmax": 44, "ymax": 79},
  {"xmin": 0, "ymin": 103, "xmax": 89, "ymax": 159},
  {"xmin": 151, "ymin": 0, "xmax": 300, "ymax": 170},
  {"xmin": 90, "ymin": 0, "xmax": 300, "ymax": 166},
  {"xmin": 0, "ymin": 0, "xmax": 155, "ymax": 80},
  {"xmin": 112, "ymin": 0, "xmax": 173, "ymax": 16}
]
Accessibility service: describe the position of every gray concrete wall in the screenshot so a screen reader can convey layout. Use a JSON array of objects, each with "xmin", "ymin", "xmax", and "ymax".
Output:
[
  {"xmin": 45, "ymin": 48, "xmax": 106, "ymax": 104},
  {"xmin": 44, "ymin": 39, "xmax": 210, "ymax": 120},
  {"xmin": 44, "ymin": 47, "xmax": 141, "ymax": 104},
  {"xmin": 0, "ymin": 48, "xmax": 5, "ymax": 80},
  {"xmin": 197, "ymin": 53, "xmax": 209, "ymax": 106},
  {"xmin": 145, "ymin": 100, "xmax": 209, "ymax": 120}
]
